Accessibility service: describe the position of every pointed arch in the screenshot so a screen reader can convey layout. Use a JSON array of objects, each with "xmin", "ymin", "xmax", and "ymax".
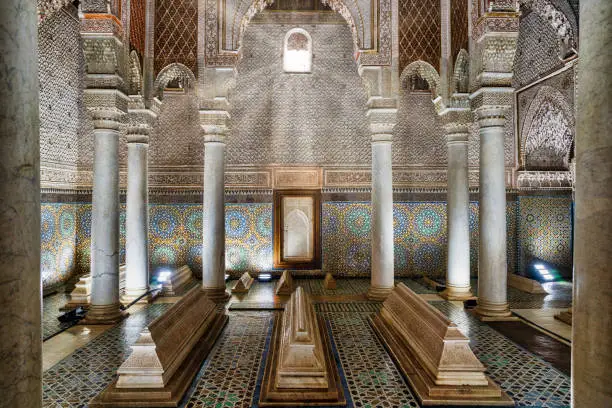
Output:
[
  {"xmin": 399, "ymin": 60, "xmax": 440, "ymax": 99},
  {"xmin": 520, "ymin": 0, "xmax": 578, "ymax": 56},
  {"xmin": 521, "ymin": 86, "xmax": 575, "ymax": 170},
  {"xmin": 153, "ymin": 63, "xmax": 197, "ymax": 100},
  {"xmin": 452, "ymin": 49, "xmax": 469, "ymax": 94},
  {"xmin": 128, "ymin": 50, "xmax": 143, "ymax": 96}
]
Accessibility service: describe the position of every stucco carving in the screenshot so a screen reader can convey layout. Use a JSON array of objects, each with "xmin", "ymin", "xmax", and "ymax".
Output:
[
  {"xmin": 520, "ymin": 0, "xmax": 577, "ymax": 54},
  {"xmin": 154, "ymin": 63, "xmax": 197, "ymax": 99},
  {"xmin": 453, "ymin": 49, "xmax": 469, "ymax": 94},
  {"xmin": 399, "ymin": 60, "xmax": 440, "ymax": 99},
  {"xmin": 128, "ymin": 51, "xmax": 143, "ymax": 95},
  {"xmin": 521, "ymin": 85, "xmax": 574, "ymax": 170}
]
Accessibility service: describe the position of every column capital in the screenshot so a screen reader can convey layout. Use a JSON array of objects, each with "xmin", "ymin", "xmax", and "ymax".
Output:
[
  {"xmin": 366, "ymin": 99, "xmax": 397, "ymax": 136},
  {"xmin": 200, "ymin": 109, "xmax": 230, "ymax": 143},
  {"xmin": 474, "ymin": 106, "xmax": 508, "ymax": 128},
  {"xmin": 444, "ymin": 123, "xmax": 470, "ymax": 144},
  {"xmin": 372, "ymin": 133, "xmax": 393, "ymax": 143},
  {"xmin": 85, "ymin": 89, "xmax": 129, "ymax": 130}
]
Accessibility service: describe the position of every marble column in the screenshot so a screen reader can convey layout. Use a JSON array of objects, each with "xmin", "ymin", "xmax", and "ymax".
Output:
[
  {"xmin": 202, "ymin": 134, "xmax": 230, "ymax": 303},
  {"xmin": 573, "ymin": 0, "xmax": 612, "ymax": 405},
  {"xmin": 0, "ymin": 0, "xmax": 42, "ymax": 405},
  {"xmin": 368, "ymin": 133, "xmax": 395, "ymax": 301},
  {"xmin": 441, "ymin": 124, "xmax": 473, "ymax": 300},
  {"xmin": 473, "ymin": 107, "xmax": 511, "ymax": 320},
  {"xmin": 122, "ymin": 132, "xmax": 150, "ymax": 304},
  {"xmin": 82, "ymin": 120, "xmax": 127, "ymax": 324}
]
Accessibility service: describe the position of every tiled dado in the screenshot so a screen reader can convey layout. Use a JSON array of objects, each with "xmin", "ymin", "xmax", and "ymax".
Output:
[
  {"xmin": 43, "ymin": 197, "xmax": 572, "ymax": 291},
  {"xmin": 322, "ymin": 201, "xmax": 519, "ymax": 279}
]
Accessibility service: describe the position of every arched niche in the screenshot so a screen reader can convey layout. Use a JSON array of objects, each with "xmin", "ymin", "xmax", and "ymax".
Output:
[
  {"xmin": 399, "ymin": 60, "xmax": 440, "ymax": 99},
  {"xmin": 153, "ymin": 63, "xmax": 197, "ymax": 100},
  {"xmin": 521, "ymin": 86, "xmax": 575, "ymax": 170},
  {"xmin": 283, "ymin": 28, "xmax": 313, "ymax": 73}
]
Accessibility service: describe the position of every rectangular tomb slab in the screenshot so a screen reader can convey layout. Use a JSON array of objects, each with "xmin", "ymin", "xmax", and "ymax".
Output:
[
  {"xmin": 259, "ymin": 286, "xmax": 346, "ymax": 406},
  {"xmin": 369, "ymin": 283, "xmax": 514, "ymax": 406}
]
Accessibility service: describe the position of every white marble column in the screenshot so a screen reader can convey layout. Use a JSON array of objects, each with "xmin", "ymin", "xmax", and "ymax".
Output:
[
  {"xmin": 202, "ymin": 135, "xmax": 230, "ymax": 303},
  {"xmin": 82, "ymin": 122, "xmax": 127, "ymax": 324},
  {"xmin": 473, "ymin": 107, "xmax": 511, "ymax": 320},
  {"xmin": 368, "ymin": 133, "xmax": 395, "ymax": 301},
  {"xmin": 122, "ymin": 133, "xmax": 150, "ymax": 304},
  {"xmin": 573, "ymin": 0, "xmax": 612, "ymax": 405},
  {"xmin": 0, "ymin": 0, "xmax": 42, "ymax": 405},
  {"xmin": 441, "ymin": 124, "xmax": 473, "ymax": 300}
]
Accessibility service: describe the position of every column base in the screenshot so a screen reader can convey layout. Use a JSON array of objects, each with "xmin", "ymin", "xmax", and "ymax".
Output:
[
  {"xmin": 367, "ymin": 285, "xmax": 394, "ymax": 301},
  {"xmin": 440, "ymin": 286, "xmax": 475, "ymax": 301},
  {"xmin": 120, "ymin": 288, "xmax": 153, "ymax": 306},
  {"xmin": 80, "ymin": 303, "xmax": 129, "ymax": 325},
  {"xmin": 472, "ymin": 300, "xmax": 518, "ymax": 322},
  {"xmin": 202, "ymin": 287, "xmax": 231, "ymax": 303}
]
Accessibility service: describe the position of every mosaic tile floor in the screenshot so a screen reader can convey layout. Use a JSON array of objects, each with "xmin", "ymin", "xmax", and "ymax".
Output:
[
  {"xmin": 42, "ymin": 292, "xmax": 72, "ymax": 340},
  {"xmin": 42, "ymin": 279, "xmax": 572, "ymax": 408}
]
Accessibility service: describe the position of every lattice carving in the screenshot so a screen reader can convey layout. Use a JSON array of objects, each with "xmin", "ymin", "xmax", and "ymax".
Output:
[
  {"xmin": 450, "ymin": 0, "xmax": 469, "ymax": 65},
  {"xmin": 398, "ymin": 0, "xmax": 441, "ymax": 72},
  {"xmin": 154, "ymin": 0, "xmax": 198, "ymax": 76},
  {"xmin": 129, "ymin": 0, "xmax": 146, "ymax": 57},
  {"xmin": 522, "ymin": 86, "xmax": 574, "ymax": 170}
]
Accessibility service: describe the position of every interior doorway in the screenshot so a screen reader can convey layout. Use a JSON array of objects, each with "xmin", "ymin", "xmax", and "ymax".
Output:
[{"xmin": 273, "ymin": 189, "xmax": 321, "ymax": 269}]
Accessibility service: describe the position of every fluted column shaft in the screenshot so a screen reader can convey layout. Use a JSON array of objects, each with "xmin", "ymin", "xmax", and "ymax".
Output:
[
  {"xmin": 202, "ymin": 136, "xmax": 229, "ymax": 302},
  {"xmin": 474, "ymin": 108, "xmax": 511, "ymax": 319},
  {"xmin": 573, "ymin": 0, "xmax": 612, "ymax": 405},
  {"xmin": 368, "ymin": 133, "xmax": 395, "ymax": 301},
  {"xmin": 83, "ymin": 121, "xmax": 126, "ymax": 324},
  {"xmin": 0, "ymin": 0, "xmax": 41, "ymax": 405},
  {"xmin": 123, "ymin": 134, "xmax": 150, "ymax": 303},
  {"xmin": 441, "ymin": 126, "xmax": 473, "ymax": 300}
]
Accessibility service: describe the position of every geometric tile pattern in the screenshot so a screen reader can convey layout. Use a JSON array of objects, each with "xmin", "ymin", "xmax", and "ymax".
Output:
[
  {"xmin": 42, "ymin": 292, "xmax": 71, "ymax": 340},
  {"xmin": 398, "ymin": 0, "xmax": 441, "ymax": 72},
  {"xmin": 322, "ymin": 202, "xmax": 520, "ymax": 279},
  {"xmin": 517, "ymin": 196, "xmax": 573, "ymax": 278},
  {"xmin": 42, "ymin": 198, "xmax": 559, "ymax": 292},
  {"xmin": 431, "ymin": 302, "xmax": 571, "ymax": 407},
  {"xmin": 42, "ymin": 281, "xmax": 572, "ymax": 408},
  {"xmin": 41, "ymin": 203, "xmax": 78, "ymax": 288},
  {"xmin": 154, "ymin": 0, "xmax": 197, "ymax": 76},
  {"xmin": 185, "ymin": 312, "xmax": 272, "ymax": 407},
  {"xmin": 42, "ymin": 304, "xmax": 172, "ymax": 407}
]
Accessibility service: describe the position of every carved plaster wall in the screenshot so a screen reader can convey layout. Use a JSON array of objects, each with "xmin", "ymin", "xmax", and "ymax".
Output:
[{"xmin": 227, "ymin": 16, "xmax": 371, "ymax": 165}]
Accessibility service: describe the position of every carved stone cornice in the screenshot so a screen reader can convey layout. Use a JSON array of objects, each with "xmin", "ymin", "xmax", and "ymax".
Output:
[{"xmin": 516, "ymin": 170, "xmax": 573, "ymax": 190}]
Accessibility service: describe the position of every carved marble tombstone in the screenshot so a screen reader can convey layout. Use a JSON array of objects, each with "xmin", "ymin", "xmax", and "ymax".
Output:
[
  {"xmin": 275, "ymin": 269, "xmax": 294, "ymax": 295},
  {"xmin": 369, "ymin": 283, "xmax": 514, "ymax": 406},
  {"xmin": 259, "ymin": 287, "xmax": 345, "ymax": 406},
  {"xmin": 90, "ymin": 287, "xmax": 228, "ymax": 407},
  {"xmin": 232, "ymin": 272, "xmax": 254, "ymax": 293}
]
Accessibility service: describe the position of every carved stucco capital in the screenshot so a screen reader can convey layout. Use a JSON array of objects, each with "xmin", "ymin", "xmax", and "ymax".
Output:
[{"xmin": 474, "ymin": 106, "xmax": 509, "ymax": 128}]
